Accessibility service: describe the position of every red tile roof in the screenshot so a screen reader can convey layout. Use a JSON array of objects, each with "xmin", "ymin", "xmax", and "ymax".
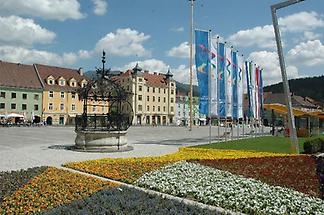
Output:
[
  {"xmin": 143, "ymin": 72, "xmax": 169, "ymax": 87},
  {"xmin": 0, "ymin": 61, "xmax": 42, "ymax": 89},
  {"xmin": 35, "ymin": 64, "xmax": 88, "ymax": 91}
]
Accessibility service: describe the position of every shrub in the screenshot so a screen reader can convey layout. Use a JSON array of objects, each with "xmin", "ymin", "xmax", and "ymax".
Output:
[{"xmin": 304, "ymin": 137, "xmax": 324, "ymax": 154}]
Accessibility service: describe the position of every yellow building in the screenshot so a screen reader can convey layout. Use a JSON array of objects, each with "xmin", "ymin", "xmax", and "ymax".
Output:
[
  {"xmin": 117, "ymin": 64, "xmax": 176, "ymax": 125},
  {"xmin": 35, "ymin": 64, "xmax": 107, "ymax": 125}
]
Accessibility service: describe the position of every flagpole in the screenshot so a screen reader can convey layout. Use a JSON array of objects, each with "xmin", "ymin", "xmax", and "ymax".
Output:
[
  {"xmin": 224, "ymin": 42, "xmax": 228, "ymax": 142},
  {"xmin": 189, "ymin": 0, "xmax": 195, "ymax": 131},
  {"xmin": 208, "ymin": 30, "xmax": 212, "ymax": 144},
  {"xmin": 217, "ymin": 36, "xmax": 220, "ymax": 142}
]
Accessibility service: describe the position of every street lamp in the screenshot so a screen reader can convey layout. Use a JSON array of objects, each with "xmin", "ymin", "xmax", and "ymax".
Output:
[{"xmin": 271, "ymin": 0, "xmax": 305, "ymax": 154}]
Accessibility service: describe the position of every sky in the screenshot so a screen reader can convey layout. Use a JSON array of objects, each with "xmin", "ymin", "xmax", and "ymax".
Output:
[{"xmin": 0, "ymin": 0, "xmax": 323, "ymax": 86}]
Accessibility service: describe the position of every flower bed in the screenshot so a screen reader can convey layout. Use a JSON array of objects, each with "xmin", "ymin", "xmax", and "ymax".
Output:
[
  {"xmin": 191, "ymin": 156, "xmax": 321, "ymax": 198},
  {"xmin": 41, "ymin": 186, "xmax": 221, "ymax": 215},
  {"xmin": 1, "ymin": 167, "xmax": 117, "ymax": 214},
  {"xmin": 135, "ymin": 161, "xmax": 324, "ymax": 214},
  {"xmin": 64, "ymin": 147, "xmax": 288, "ymax": 183},
  {"xmin": 0, "ymin": 166, "xmax": 47, "ymax": 202}
]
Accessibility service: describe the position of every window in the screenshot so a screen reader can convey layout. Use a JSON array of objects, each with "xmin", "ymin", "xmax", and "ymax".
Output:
[
  {"xmin": 147, "ymin": 96, "xmax": 149, "ymax": 102},
  {"xmin": 171, "ymin": 98, "xmax": 174, "ymax": 103},
  {"xmin": 158, "ymin": 88, "xmax": 161, "ymax": 93},
  {"xmin": 0, "ymin": 92, "xmax": 5, "ymax": 98},
  {"xmin": 158, "ymin": 97, "xmax": 160, "ymax": 102},
  {"xmin": 22, "ymin": 104, "xmax": 27, "ymax": 110},
  {"xmin": 163, "ymin": 106, "xmax": 166, "ymax": 112},
  {"xmin": 138, "ymin": 95, "xmax": 142, "ymax": 101},
  {"xmin": 49, "ymin": 91, "xmax": 53, "ymax": 98},
  {"xmin": 72, "ymin": 104, "xmax": 75, "ymax": 111},
  {"xmin": 158, "ymin": 106, "xmax": 160, "ymax": 112},
  {"xmin": 153, "ymin": 96, "xmax": 155, "ymax": 102},
  {"xmin": 60, "ymin": 92, "xmax": 64, "ymax": 98},
  {"xmin": 139, "ymin": 85, "xmax": 142, "ymax": 91},
  {"xmin": 60, "ymin": 103, "xmax": 64, "ymax": 111},
  {"xmin": 164, "ymin": 97, "xmax": 166, "ymax": 103},
  {"xmin": 153, "ymin": 87, "xmax": 155, "ymax": 93},
  {"xmin": 59, "ymin": 79, "xmax": 65, "ymax": 86},
  {"xmin": 138, "ymin": 105, "xmax": 142, "ymax": 111},
  {"xmin": 34, "ymin": 104, "xmax": 39, "ymax": 111},
  {"xmin": 0, "ymin": 103, "xmax": 5, "ymax": 109},
  {"xmin": 48, "ymin": 79, "xmax": 54, "ymax": 85},
  {"xmin": 93, "ymin": 105, "xmax": 96, "ymax": 112},
  {"xmin": 49, "ymin": 103, "xmax": 53, "ymax": 110},
  {"xmin": 147, "ymin": 87, "xmax": 149, "ymax": 92},
  {"xmin": 11, "ymin": 92, "xmax": 16, "ymax": 99},
  {"xmin": 153, "ymin": 106, "xmax": 155, "ymax": 111},
  {"xmin": 147, "ymin": 105, "xmax": 150, "ymax": 111},
  {"xmin": 171, "ymin": 89, "xmax": 174, "ymax": 95},
  {"xmin": 164, "ymin": 88, "xmax": 166, "ymax": 94},
  {"xmin": 138, "ymin": 78, "xmax": 143, "ymax": 82},
  {"xmin": 22, "ymin": 93, "xmax": 27, "ymax": 99},
  {"xmin": 171, "ymin": 83, "xmax": 174, "ymax": 87},
  {"xmin": 71, "ymin": 92, "xmax": 76, "ymax": 99},
  {"xmin": 34, "ymin": 94, "xmax": 39, "ymax": 100},
  {"xmin": 11, "ymin": 103, "xmax": 16, "ymax": 109},
  {"xmin": 171, "ymin": 106, "xmax": 174, "ymax": 112},
  {"xmin": 70, "ymin": 81, "xmax": 76, "ymax": 87}
]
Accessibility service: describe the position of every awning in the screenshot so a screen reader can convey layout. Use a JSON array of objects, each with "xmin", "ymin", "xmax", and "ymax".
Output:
[
  {"xmin": 6, "ymin": 113, "xmax": 24, "ymax": 118},
  {"xmin": 264, "ymin": 103, "xmax": 324, "ymax": 118},
  {"xmin": 264, "ymin": 103, "xmax": 306, "ymax": 117}
]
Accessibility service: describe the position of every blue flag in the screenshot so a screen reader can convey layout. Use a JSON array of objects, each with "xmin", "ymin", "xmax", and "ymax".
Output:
[
  {"xmin": 195, "ymin": 30, "xmax": 209, "ymax": 115},
  {"xmin": 232, "ymin": 51, "xmax": 238, "ymax": 119},
  {"xmin": 217, "ymin": 42, "xmax": 226, "ymax": 117}
]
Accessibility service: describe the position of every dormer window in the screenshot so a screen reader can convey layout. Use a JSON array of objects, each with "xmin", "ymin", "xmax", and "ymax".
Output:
[
  {"xmin": 81, "ymin": 80, "xmax": 87, "ymax": 88},
  {"xmin": 47, "ymin": 76, "xmax": 55, "ymax": 85},
  {"xmin": 58, "ymin": 77, "xmax": 66, "ymax": 86},
  {"xmin": 69, "ymin": 78, "xmax": 77, "ymax": 87}
]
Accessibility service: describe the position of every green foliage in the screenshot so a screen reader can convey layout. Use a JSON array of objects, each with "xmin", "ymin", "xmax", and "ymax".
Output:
[
  {"xmin": 304, "ymin": 137, "xmax": 324, "ymax": 154},
  {"xmin": 264, "ymin": 75, "xmax": 324, "ymax": 104}
]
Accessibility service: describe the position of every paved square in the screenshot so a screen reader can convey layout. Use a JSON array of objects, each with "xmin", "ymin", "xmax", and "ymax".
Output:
[{"xmin": 0, "ymin": 125, "xmax": 268, "ymax": 171}]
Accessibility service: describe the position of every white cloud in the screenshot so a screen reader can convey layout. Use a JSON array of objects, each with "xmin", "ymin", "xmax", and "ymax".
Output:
[
  {"xmin": 0, "ymin": 16, "xmax": 56, "ymax": 47},
  {"xmin": 0, "ymin": 46, "xmax": 89, "ymax": 66},
  {"xmin": 171, "ymin": 27, "xmax": 184, "ymax": 32},
  {"xmin": 95, "ymin": 28, "xmax": 151, "ymax": 57},
  {"xmin": 167, "ymin": 42, "xmax": 190, "ymax": 58},
  {"xmin": 302, "ymin": 31, "xmax": 322, "ymax": 41},
  {"xmin": 248, "ymin": 51, "xmax": 299, "ymax": 85},
  {"xmin": 227, "ymin": 25, "xmax": 275, "ymax": 49},
  {"xmin": 279, "ymin": 11, "xmax": 324, "ymax": 32},
  {"xmin": 287, "ymin": 40, "xmax": 324, "ymax": 66},
  {"xmin": 0, "ymin": 0, "xmax": 85, "ymax": 21},
  {"xmin": 92, "ymin": 0, "xmax": 107, "ymax": 16}
]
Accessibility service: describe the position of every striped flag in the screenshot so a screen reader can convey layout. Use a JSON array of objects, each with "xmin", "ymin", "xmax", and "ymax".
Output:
[
  {"xmin": 232, "ymin": 51, "xmax": 238, "ymax": 119},
  {"xmin": 217, "ymin": 42, "xmax": 226, "ymax": 117},
  {"xmin": 237, "ymin": 55, "xmax": 244, "ymax": 119},
  {"xmin": 225, "ymin": 46, "xmax": 232, "ymax": 117},
  {"xmin": 210, "ymin": 39, "xmax": 218, "ymax": 116},
  {"xmin": 245, "ymin": 61, "xmax": 253, "ymax": 118}
]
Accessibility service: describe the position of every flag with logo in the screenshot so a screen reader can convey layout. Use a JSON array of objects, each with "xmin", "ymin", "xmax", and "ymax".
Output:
[
  {"xmin": 237, "ymin": 54, "xmax": 244, "ymax": 119},
  {"xmin": 217, "ymin": 42, "xmax": 226, "ymax": 117},
  {"xmin": 232, "ymin": 51, "xmax": 238, "ymax": 119},
  {"xmin": 195, "ymin": 30, "xmax": 209, "ymax": 115}
]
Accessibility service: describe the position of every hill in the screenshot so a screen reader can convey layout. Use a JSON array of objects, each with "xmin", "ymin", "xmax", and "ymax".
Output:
[
  {"xmin": 263, "ymin": 75, "xmax": 324, "ymax": 103},
  {"xmin": 176, "ymin": 81, "xmax": 200, "ymax": 97}
]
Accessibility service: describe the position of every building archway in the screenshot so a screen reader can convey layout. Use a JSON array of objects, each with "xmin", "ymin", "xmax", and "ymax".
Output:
[{"xmin": 46, "ymin": 116, "xmax": 53, "ymax": 125}]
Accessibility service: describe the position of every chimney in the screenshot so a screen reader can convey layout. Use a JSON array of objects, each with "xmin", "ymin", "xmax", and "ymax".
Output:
[{"xmin": 78, "ymin": 67, "xmax": 84, "ymax": 76}]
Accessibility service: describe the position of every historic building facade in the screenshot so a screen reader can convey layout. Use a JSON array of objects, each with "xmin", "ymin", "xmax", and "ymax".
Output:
[
  {"xmin": 117, "ymin": 64, "xmax": 176, "ymax": 125},
  {"xmin": 0, "ymin": 61, "xmax": 43, "ymax": 123},
  {"xmin": 35, "ymin": 64, "xmax": 107, "ymax": 125}
]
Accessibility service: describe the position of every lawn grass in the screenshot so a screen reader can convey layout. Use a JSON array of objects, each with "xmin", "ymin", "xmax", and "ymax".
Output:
[{"xmin": 195, "ymin": 135, "xmax": 324, "ymax": 154}]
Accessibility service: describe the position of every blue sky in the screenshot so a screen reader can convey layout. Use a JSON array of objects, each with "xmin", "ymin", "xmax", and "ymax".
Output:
[{"xmin": 0, "ymin": 0, "xmax": 323, "ymax": 86}]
